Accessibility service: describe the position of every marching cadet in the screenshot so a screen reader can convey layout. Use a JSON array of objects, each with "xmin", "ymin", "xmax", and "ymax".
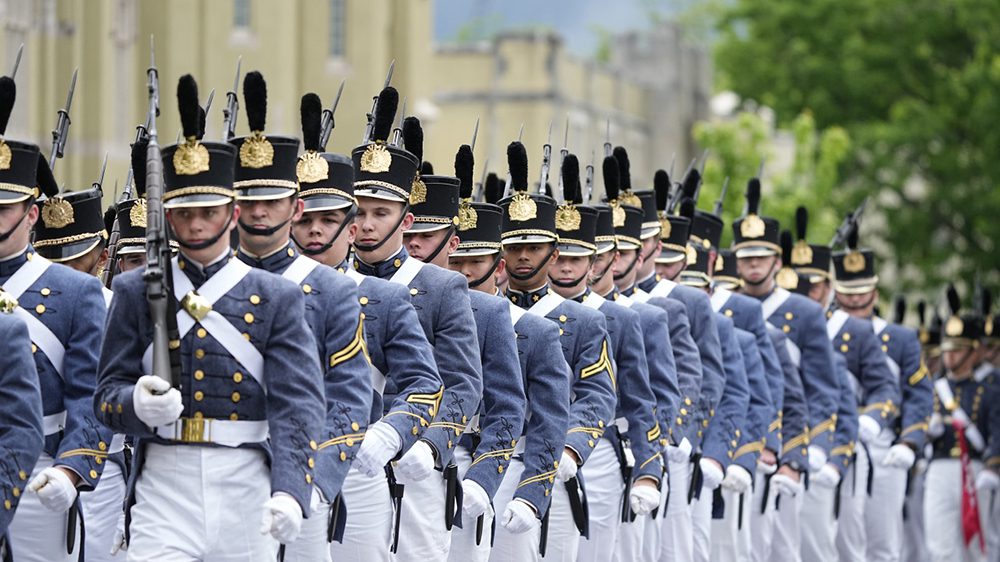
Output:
[
  {"xmin": 289, "ymin": 96, "xmax": 443, "ymax": 561},
  {"xmin": 231, "ymin": 84, "xmax": 373, "ymax": 561},
  {"xmin": 95, "ymin": 74, "xmax": 326, "ymax": 560},
  {"xmin": 833, "ymin": 223, "xmax": 934, "ymax": 562},
  {"xmin": 402, "ymin": 141, "xmax": 527, "ymax": 562},
  {"xmin": 732, "ymin": 177, "xmax": 842, "ymax": 562},
  {"xmin": 592, "ymin": 183, "xmax": 683, "ymax": 561},
  {"xmin": 789, "ymin": 209, "xmax": 901, "ymax": 562},
  {"xmin": 0, "ymin": 311, "xmax": 45, "ymax": 546},
  {"xmin": 545, "ymin": 154, "xmax": 662, "ymax": 562},
  {"xmin": 0, "ymin": 73, "xmax": 112, "ymax": 562},
  {"xmin": 924, "ymin": 285, "xmax": 999, "ymax": 561},
  {"xmin": 682, "ymin": 198, "xmax": 775, "ymax": 562},
  {"xmin": 498, "ymin": 140, "xmax": 617, "ymax": 562},
  {"xmin": 350, "ymin": 94, "xmax": 482, "ymax": 561},
  {"xmin": 615, "ymin": 183, "xmax": 703, "ymax": 562},
  {"xmin": 447, "ymin": 170, "xmax": 572, "ymax": 562}
]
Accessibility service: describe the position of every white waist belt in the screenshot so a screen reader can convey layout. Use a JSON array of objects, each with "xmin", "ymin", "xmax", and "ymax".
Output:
[
  {"xmin": 155, "ymin": 418, "xmax": 269, "ymax": 447},
  {"xmin": 43, "ymin": 410, "xmax": 67, "ymax": 436}
]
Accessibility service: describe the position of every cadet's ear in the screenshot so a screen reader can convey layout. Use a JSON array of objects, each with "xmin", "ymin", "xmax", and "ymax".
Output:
[
  {"xmin": 548, "ymin": 246, "xmax": 560, "ymax": 266},
  {"xmin": 400, "ymin": 210, "xmax": 415, "ymax": 232},
  {"xmin": 495, "ymin": 258, "xmax": 506, "ymax": 277}
]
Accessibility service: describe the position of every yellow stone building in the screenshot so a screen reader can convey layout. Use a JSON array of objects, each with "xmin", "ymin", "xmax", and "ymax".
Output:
[{"xmin": 0, "ymin": 0, "xmax": 708, "ymax": 203}]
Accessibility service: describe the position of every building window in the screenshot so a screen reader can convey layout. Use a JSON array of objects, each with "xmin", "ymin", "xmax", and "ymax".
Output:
[
  {"xmin": 329, "ymin": 0, "xmax": 345, "ymax": 58},
  {"xmin": 234, "ymin": 0, "xmax": 251, "ymax": 29}
]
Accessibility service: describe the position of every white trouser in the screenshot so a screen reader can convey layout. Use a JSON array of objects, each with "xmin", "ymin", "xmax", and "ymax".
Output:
[
  {"xmin": 540, "ymin": 468, "xmax": 582, "ymax": 562},
  {"xmin": 282, "ymin": 487, "xmax": 332, "ymax": 562},
  {"xmin": 799, "ymin": 477, "xmax": 838, "ymax": 561},
  {"xmin": 7, "ymin": 454, "xmax": 82, "ymax": 562},
  {"xmin": 449, "ymin": 446, "xmax": 494, "ymax": 562},
  {"xmin": 925, "ymin": 459, "xmax": 988, "ymax": 562},
  {"xmin": 126, "ymin": 444, "xmax": 277, "ymax": 562},
  {"xmin": 640, "ymin": 474, "xmax": 665, "ymax": 562},
  {"xmin": 711, "ymin": 486, "xmax": 751, "ymax": 562},
  {"xmin": 770, "ymin": 476, "xmax": 804, "ymax": 562},
  {"xmin": 987, "ymin": 483, "xmax": 1000, "ymax": 562},
  {"xmin": 836, "ymin": 448, "xmax": 869, "ymax": 562},
  {"xmin": 329, "ymin": 465, "xmax": 392, "ymax": 561},
  {"xmin": 659, "ymin": 457, "xmax": 693, "ymax": 562},
  {"xmin": 750, "ymin": 464, "xmax": 777, "ymax": 562},
  {"xmin": 691, "ymin": 482, "xmax": 715, "ymax": 562},
  {"xmin": 865, "ymin": 437, "xmax": 907, "ymax": 562},
  {"xmin": 80, "ymin": 460, "xmax": 127, "ymax": 561},
  {"xmin": 392, "ymin": 462, "xmax": 450, "ymax": 561},
  {"xmin": 901, "ymin": 460, "xmax": 930, "ymax": 562},
  {"xmin": 488, "ymin": 458, "xmax": 540, "ymax": 562},
  {"xmin": 577, "ymin": 439, "xmax": 624, "ymax": 562}
]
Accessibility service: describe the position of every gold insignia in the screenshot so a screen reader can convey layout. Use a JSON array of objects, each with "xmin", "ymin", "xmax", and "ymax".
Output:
[
  {"xmin": 409, "ymin": 176, "xmax": 427, "ymax": 205},
  {"xmin": 130, "ymin": 198, "xmax": 148, "ymax": 228},
  {"xmin": 41, "ymin": 197, "xmax": 74, "ymax": 229},
  {"xmin": 555, "ymin": 204, "xmax": 581, "ymax": 231},
  {"xmin": 509, "ymin": 192, "xmax": 537, "ymax": 222},
  {"xmin": 685, "ymin": 245, "xmax": 698, "ymax": 265},
  {"xmin": 239, "ymin": 132, "xmax": 274, "ymax": 169},
  {"xmin": 791, "ymin": 240, "xmax": 813, "ymax": 266},
  {"xmin": 919, "ymin": 329, "xmax": 929, "ymax": 344},
  {"xmin": 843, "ymin": 251, "xmax": 865, "ymax": 273},
  {"xmin": 740, "ymin": 214, "xmax": 766, "ymax": 238},
  {"xmin": 945, "ymin": 315, "xmax": 964, "ymax": 337},
  {"xmin": 173, "ymin": 140, "xmax": 210, "ymax": 176},
  {"xmin": 181, "ymin": 291, "xmax": 213, "ymax": 322},
  {"xmin": 776, "ymin": 267, "xmax": 799, "ymax": 290},
  {"xmin": 0, "ymin": 289, "xmax": 18, "ymax": 314},
  {"xmin": 715, "ymin": 254, "xmax": 724, "ymax": 272},
  {"xmin": 360, "ymin": 143, "xmax": 391, "ymax": 173},
  {"xmin": 620, "ymin": 191, "xmax": 642, "ymax": 208},
  {"xmin": 986, "ymin": 317, "xmax": 994, "ymax": 337},
  {"xmin": 659, "ymin": 216, "xmax": 672, "ymax": 238},
  {"xmin": 611, "ymin": 202, "xmax": 626, "ymax": 228},
  {"xmin": 458, "ymin": 201, "xmax": 478, "ymax": 231},
  {"xmin": 0, "ymin": 140, "xmax": 11, "ymax": 170},
  {"xmin": 702, "ymin": 238, "xmax": 711, "ymax": 249},
  {"xmin": 296, "ymin": 151, "xmax": 329, "ymax": 184}
]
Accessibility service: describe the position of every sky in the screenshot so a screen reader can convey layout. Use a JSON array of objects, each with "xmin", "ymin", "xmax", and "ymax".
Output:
[{"xmin": 434, "ymin": 0, "xmax": 677, "ymax": 58}]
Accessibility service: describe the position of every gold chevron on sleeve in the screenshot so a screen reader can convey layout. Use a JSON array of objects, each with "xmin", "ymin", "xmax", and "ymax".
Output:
[
  {"xmin": 646, "ymin": 421, "xmax": 661, "ymax": 442},
  {"xmin": 406, "ymin": 385, "xmax": 445, "ymax": 416},
  {"xmin": 329, "ymin": 317, "xmax": 368, "ymax": 367},
  {"xmin": 909, "ymin": 361, "xmax": 928, "ymax": 386},
  {"xmin": 580, "ymin": 339, "xmax": 615, "ymax": 388}
]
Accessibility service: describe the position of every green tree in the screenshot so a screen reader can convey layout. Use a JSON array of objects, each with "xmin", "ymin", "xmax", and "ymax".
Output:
[{"xmin": 711, "ymin": 0, "xmax": 1000, "ymax": 295}]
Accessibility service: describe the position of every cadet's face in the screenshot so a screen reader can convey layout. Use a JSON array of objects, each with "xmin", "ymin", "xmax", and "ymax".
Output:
[
  {"xmin": 551, "ymin": 254, "xmax": 593, "ymax": 287},
  {"xmin": 808, "ymin": 279, "xmax": 831, "ymax": 305},
  {"xmin": 292, "ymin": 209, "xmax": 356, "ymax": 266},
  {"xmin": 614, "ymin": 248, "xmax": 640, "ymax": 288},
  {"xmin": 736, "ymin": 255, "xmax": 778, "ymax": 285},
  {"xmin": 167, "ymin": 204, "xmax": 237, "ymax": 250},
  {"xmin": 118, "ymin": 253, "xmax": 147, "ymax": 273},
  {"xmin": 64, "ymin": 244, "xmax": 107, "ymax": 277},
  {"xmin": 654, "ymin": 259, "xmax": 686, "ymax": 282},
  {"xmin": 354, "ymin": 199, "xmax": 413, "ymax": 256},
  {"xmin": 238, "ymin": 197, "xmax": 301, "ymax": 229},
  {"xmin": 638, "ymin": 237, "xmax": 661, "ymax": 276},
  {"xmin": 943, "ymin": 347, "xmax": 975, "ymax": 374},
  {"xmin": 503, "ymin": 243, "xmax": 558, "ymax": 288},
  {"xmin": 0, "ymin": 201, "xmax": 36, "ymax": 254},
  {"xmin": 835, "ymin": 290, "xmax": 877, "ymax": 317},
  {"xmin": 448, "ymin": 254, "xmax": 503, "ymax": 293},
  {"xmin": 590, "ymin": 250, "xmax": 618, "ymax": 287},
  {"xmin": 404, "ymin": 229, "xmax": 458, "ymax": 267}
]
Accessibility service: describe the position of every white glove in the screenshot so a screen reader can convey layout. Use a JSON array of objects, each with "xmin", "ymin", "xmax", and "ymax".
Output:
[
  {"xmin": 394, "ymin": 440, "xmax": 436, "ymax": 482},
  {"xmin": 556, "ymin": 450, "xmax": 579, "ymax": 482},
  {"xmin": 927, "ymin": 413, "xmax": 945, "ymax": 439},
  {"xmin": 27, "ymin": 467, "xmax": 78, "ymax": 513},
  {"xmin": 699, "ymin": 458, "xmax": 725, "ymax": 491},
  {"xmin": 756, "ymin": 459, "xmax": 778, "ymax": 475},
  {"xmin": 721, "ymin": 465, "xmax": 753, "ymax": 494},
  {"xmin": 811, "ymin": 463, "xmax": 842, "ymax": 489},
  {"xmin": 882, "ymin": 444, "xmax": 916, "ymax": 470},
  {"xmin": 667, "ymin": 437, "xmax": 693, "ymax": 464},
  {"xmin": 462, "ymin": 479, "xmax": 491, "ymax": 519},
  {"xmin": 110, "ymin": 509, "xmax": 127, "ymax": 555},
  {"xmin": 976, "ymin": 470, "xmax": 1000, "ymax": 493},
  {"xmin": 260, "ymin": 493, "xmax": 303, "ymax": 544},
  {"xmin": 858, "ymin": 414, "xmax": 882, "ymax": 445},
  {"xmin": 500, "ymin": 499, "xmax": 537, "ymax": 534},
  {"xmin": 629, "ymin": 484, "xmax": 660, "ymax": 516},
  {"xmin": 771, "ymin": 473, "xmax": 803, "ymax": 497},
  {"xmin": 132, "ymin": 375, "xmax": 183, "ymax": 428},
  {"xmin": 354, "ymin": 421, "xmax": 402, "ymax": 478},
  {"xmin": 807, "ymin": 445, "xmax": 828, "ymax": 473}
]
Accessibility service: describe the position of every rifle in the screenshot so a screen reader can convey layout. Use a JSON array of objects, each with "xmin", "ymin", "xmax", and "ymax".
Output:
[
  {"xmin": 362, "ymin": 60, "xmax": 395, "ymax": 143},
  {"xmin": 49, "ymin": 68, "xmax": 78, "ymax": 171},
  {"xmin": 713, "ymin": 177, "xmax": 729, "ymax": 218},
  {"xmin": 691, "ymin": 149, "xmax": 709, "ymax": 203},
  {"xmin": 103, "ymin": 122, "xmax": 150, "ymax": 288},
  {"xmin": 828, "ymin": 197, "xmax": 869, "ymax": 248},
  {"xmin": 221, "ymin": 57, "xmax": 241, "ymax": 140},
  {"xmin": 555, "ymin": 117, "xmax": 569, "ymax": 194},
  {"xmin": 390, "ymin": 97, "xmax": 406, "ymax": 148},
  {"xmin": 318, "ymin": 80, "xmax": 345, "ymax": 150},
  {"xmin": 142, "ymin": 36, "xmax": 181, "ymax": 388},
  {"xmin": 666, "ymin": 157, "xmax": 696, "ymax": 212},
  {"xmin": 9, "ymin": 43, "xmax": 23, "ymax": 79},
  {"xmin": 537, "ymin": 120, "xmax": 553, "ymax": 194},
  {"xmin": 603, "ymin": 119, "xmax": 612, "ymax": 158},
  {"xmin": 583, "ymin": 150, "xmax": 595, "ymax": 203}
]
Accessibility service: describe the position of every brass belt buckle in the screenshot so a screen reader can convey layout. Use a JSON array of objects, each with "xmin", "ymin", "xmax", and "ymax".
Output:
[
  {"xmin": 179, "ymin": 417, "xmax": 208, "ymax": 443},
  {"xmin": 181, "ymin": 291, "xmax": 212, "ymax": 322}
]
